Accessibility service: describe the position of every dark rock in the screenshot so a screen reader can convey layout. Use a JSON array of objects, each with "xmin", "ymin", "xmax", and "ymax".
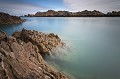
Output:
[
  {"xmin": 25, "ymin": 10, "xmax": 120, "ymax": 17},
  {"xmin": 0, "ymin": 12, "xmax": 24, "ymax": 25},
  {"xmin": 27, "ymin": 10, "xmax": 104, "ymax": 17},
  {"xmin": 106, "ymin": 11, "xmax": 120, "ymax": 17}
]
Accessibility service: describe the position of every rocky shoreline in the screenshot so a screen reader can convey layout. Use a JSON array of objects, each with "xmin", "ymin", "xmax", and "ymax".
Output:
[
  {"xmin": 0, "ymin": 12, "xmax": 24, "ymax": 25},
  {"xmin": 0, "ymin": 29, "xmax": 69, "ymax": 79}
]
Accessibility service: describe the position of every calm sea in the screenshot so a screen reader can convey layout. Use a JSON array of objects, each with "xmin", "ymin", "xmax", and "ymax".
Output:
[{"xmin": 0, "ymin": 17, "xmax": 120, "ymax": 79}]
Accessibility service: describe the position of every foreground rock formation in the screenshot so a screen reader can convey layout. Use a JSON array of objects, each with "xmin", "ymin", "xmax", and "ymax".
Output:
[
  {"xmin": 13, "ymin": 29, "xmax": 65, "ymax": 56},
  {"xmin": 0, "ymin": 12, "xmax": 24, "ymax": 25},
  {"xmin": 0, "ymin": 29, "xmax": 69, "ymax": 79}
]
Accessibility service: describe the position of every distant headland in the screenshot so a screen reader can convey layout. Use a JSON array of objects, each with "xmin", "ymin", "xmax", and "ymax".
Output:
[
  {"xmin": 0, "ymin": 12, "xmax": 24, "ymax": 25},
  {"xmin": 24, "ymin": 10, "xmax": 120, "ymax": 17},
  {"xmin": 0, "ymin": 10, "xmax": 120, "ymax": 24}
]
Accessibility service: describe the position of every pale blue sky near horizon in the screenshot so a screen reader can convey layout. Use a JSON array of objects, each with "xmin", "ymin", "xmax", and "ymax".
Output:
[{"xmin": 0, "ymin": 0, "xmax": 120, "ymax": 15}]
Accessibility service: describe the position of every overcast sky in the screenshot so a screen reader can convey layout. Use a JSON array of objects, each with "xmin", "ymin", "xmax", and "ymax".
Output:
[{"xmin": 0, "ymin": 0, "xmax": 120, "ymax": 15}]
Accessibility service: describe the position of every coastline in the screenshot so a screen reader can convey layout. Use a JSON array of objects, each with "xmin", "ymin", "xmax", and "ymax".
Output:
[
  {"xmin": 0, "ymin": 12, "xmax": 120, "ymax": 79},
  {"xmin": 0, "ymin": 29, "xmax": 70, "ymax": 79},
  {"xmin": 24, "ymin": 10, "xmax": 120, "ymax": 17},
  {"xmin": 0, "ymin": 12, "xmax": 25, "ymax": 25}
]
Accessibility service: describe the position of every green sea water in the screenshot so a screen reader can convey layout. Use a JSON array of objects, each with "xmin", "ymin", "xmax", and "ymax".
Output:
[{"xmin": 0, "ymin": 17, "xmax": 120, "ymax": 79}]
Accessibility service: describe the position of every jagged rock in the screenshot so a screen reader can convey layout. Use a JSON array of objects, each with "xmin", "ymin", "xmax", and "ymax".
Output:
[
  {"xmin": 0, "ymin": 12, "xmax": 24, "ymax": 25},
  {"xmin": 13, "ymin": 29, "xmax": 65, "ymax": 56},
  {"xmin": 0, "ymin": 30, "xmax": 69, "ymax": 79}
]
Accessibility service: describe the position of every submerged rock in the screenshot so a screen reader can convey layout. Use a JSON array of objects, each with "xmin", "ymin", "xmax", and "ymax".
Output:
[{"xmin": 0, "ymin": 29, "xmax": 69, "ymax": 79}]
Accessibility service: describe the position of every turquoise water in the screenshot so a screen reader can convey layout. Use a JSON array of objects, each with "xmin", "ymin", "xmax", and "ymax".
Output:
[{"xmin": 0, "ymin": 17, "xmax": 120, "ymax": 79}]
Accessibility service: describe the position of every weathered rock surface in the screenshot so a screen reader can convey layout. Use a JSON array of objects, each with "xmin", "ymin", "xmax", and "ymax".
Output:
[
  {"xmin": 13, "ymin": 29, "xmax": 65, "ymax": 56},
  {"xmin": 0, "ymin": 12, "xmax": 24, "ymax": 25},
  {"xmin": 0, "ymin": 29, "xmax": 69, "ymax": 79}
]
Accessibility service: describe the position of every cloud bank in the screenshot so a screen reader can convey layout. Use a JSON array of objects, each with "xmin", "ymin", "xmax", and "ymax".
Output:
[{"xmin": 63, "ymin": 0, "xmax": 120, "ymax": 12}]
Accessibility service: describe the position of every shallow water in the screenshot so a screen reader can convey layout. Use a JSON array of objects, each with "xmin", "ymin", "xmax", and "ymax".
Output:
[{"xmin": 0, "ymin": 17, "xmax": 120, "ymax": 79}]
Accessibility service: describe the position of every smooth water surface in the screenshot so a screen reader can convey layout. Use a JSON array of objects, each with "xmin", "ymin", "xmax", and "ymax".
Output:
[{"xmin": 0, "ymin": 17, "xmax": 120, "ymax": 79}]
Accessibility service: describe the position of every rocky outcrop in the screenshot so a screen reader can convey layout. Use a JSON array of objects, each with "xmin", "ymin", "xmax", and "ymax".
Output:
[
  {"xmin": 35, "ymin": 10, "xmax": 58, "ymax": 17},
  {"xmin": 26, "ymin": 10, "xmax": 104, "ymax": 17},
  {"xmin": 13, "ymin": 29, "xmax": 65, "ymax": 56},
  {"xmin": 106, "ymin": 11, "xmax": 120, "ymax": 17},
  {"xmin": 75, "ymin": 10, "xmax": 104, "ymax": 17},
  {"xmin": 25, "ymin": 10, "xmax": 120, "ymax": 17},
  {"xmin": 0, "ymin": 29, "xmax": 69, "ymax": 79},
  {"xmin": 0, "ymin": 12, "xmax": 24, "ymax": 25}
]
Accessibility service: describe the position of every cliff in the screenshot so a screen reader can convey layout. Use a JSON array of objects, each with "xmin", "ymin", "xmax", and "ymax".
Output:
[
  {"xmin": 0, "ymin": 29, "xmax": 69, "ymax": 79},
  {"xmin": 0, "ymin": 12, "xmax": 24, "ymax": 25}
]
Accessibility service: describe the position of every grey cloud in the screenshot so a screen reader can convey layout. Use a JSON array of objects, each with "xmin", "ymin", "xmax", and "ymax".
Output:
[{"xmin": 63, "ymin": 0, "xmax": 120, "ymax": 13}]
